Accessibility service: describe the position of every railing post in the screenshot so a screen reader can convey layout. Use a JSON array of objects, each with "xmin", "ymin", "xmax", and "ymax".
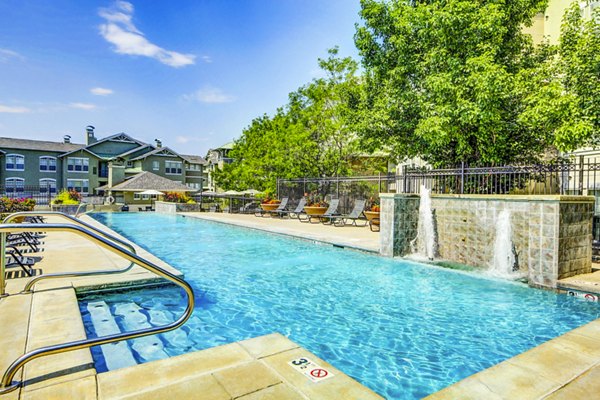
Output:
[
  {"xmin": 402, "ymin": 165, "xmax": 408, "ymax": 193},
  {"xmin": 0, "ymin": 232, "xmax": 6, "ymax": 298},
  {"xmin": 460, "ymin": 162, "xmax": 465, "ymax": 194},
  {"xmin": 579, "ymin": 155, "xmax": 585, "ymax": 195}
]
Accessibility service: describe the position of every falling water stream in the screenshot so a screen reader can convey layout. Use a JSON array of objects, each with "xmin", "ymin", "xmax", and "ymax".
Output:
[
  {"xmin": 412, "ymin": 185, "xmax": 436, "ymax": 260},
  {"xmin": 489, "ymin": 210, "xmax": 519, "ymax": 278}
]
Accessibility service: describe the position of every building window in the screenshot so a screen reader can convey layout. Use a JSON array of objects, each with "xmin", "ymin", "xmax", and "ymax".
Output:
[
  {"xmin": 186, "ymin": 182, "xmax": 201, "ymax": 190},
  {"xmin": 6, "ymin": 154, "xmax": 25, "ymax": 171},
  {"xmin": 67, "ymin": 157, "xmax": 89, "ymax": 173},
  {"xmin": 5, "ymin": 177, "xmax": 25, "ymax": 196},
  {"xmin": 67, "ymin": 179, "xmax": 89, "ymax": 194},
  {"xmin": 165, "ymin": 161, "xmax": 182, "ymax": 175},
  {"xmin": 39, "ymin": 156, "xmax": 57, "ymax": 172},
  {"xmin": 126, "ymin": 161, "xmax": 134, "ymax": 168},
  {"xmin": 39, "ymin": 178, "xmax": 57, "ymax": 194},
  {"xmin": 152, "ymin": 160, "xmax": 160, "ymax": 171}
]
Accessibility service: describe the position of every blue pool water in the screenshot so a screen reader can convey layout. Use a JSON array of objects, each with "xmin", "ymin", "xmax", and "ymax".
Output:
[{"xmin": 80, "ymin": 213, "xmax": 600, "ymax": 399}]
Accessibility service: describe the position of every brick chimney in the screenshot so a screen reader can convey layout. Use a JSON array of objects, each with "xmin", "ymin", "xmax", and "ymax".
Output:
[{"xmin": 86, "ymin": 125, "xmax": 97, "ymax": 145}]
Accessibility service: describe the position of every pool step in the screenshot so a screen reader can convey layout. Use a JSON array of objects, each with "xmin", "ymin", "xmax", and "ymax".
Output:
[
  {"xmin": 86, "ymin": 301, "xmax": 137, "ymax": 370},
  {"xmin": 113, "ymin": 302, "xmax": 170, "ymax": 362}
]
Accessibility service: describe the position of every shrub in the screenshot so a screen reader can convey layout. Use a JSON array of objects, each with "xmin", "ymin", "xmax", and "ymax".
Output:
[
  {"xmin": 0, "ymin": 197, "xmax": 36, "ymax": 220},
  {"xmin": 52, "ymin": 189, "xmax": 81, "ymax": 205},
  {"xmin": 163, "ymin": 192, "xmax": 195, "ymax": 204}
]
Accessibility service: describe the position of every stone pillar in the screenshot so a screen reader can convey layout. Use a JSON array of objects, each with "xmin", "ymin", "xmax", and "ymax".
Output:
[{"xmin": 380, "ymin": 194, "xmax": 420, "ymax": 257}]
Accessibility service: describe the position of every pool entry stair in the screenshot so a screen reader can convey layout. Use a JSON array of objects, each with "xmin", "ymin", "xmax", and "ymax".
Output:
[{"xmin": 0, "ymin": 212, "xmax": 195, "ymax": 396}]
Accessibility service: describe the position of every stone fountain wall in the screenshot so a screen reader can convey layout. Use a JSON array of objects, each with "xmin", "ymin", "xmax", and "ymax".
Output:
[{"xmin": 380, "ymin": 194, "xmax": 594, "ymax": 288}]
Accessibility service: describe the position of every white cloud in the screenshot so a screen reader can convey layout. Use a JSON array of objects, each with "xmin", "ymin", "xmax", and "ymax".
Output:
[
  {"xmin": 183, "ymin": 86, "xmax": 236, "ymax": 104},
  {"xmin": 99, "ymin": 1, "xmax": 195, "ymax": 68},
  {"xmin": 0, "ymin": 104, "xmax": 30, "ymax": 113},
  {"xmin": 201, "ymin": 55, "xmax": 212, "ymax": 63},
  {"xmin": 0, "ymin": 48, "xmax": 24, "ymax": 63},
  {"xmin": 69, "ymin": 102, "xmax": 97, "ymax": 110},
  {"xmin": 90, "ymin": 87, "xmax": 114, "ymax": 96}
]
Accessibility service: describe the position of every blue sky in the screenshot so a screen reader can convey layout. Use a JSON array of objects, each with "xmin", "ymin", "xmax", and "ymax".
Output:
[{"xmin": 0, "ymin": 0, "xmax": 362, "ymax": 156}]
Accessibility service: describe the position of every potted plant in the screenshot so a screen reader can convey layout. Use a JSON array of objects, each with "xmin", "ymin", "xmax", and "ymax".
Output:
[
  {"xmin": 259, "ymin": 194, "xmax": 281, "ymax": 211},
  {"xmin": 364, "ymin": 197, "xmax": 380, "ymax": 225},
  {"xmin": 303, "ymin": 192, "xmax": 329, "ymax": 216}
]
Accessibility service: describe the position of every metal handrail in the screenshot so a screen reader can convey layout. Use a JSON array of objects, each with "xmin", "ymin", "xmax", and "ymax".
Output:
[
  {"xmin": 0, "ymin": 223, "xmax": 195, "ymax": 394},
  {"xmin": 2, "ymin": 212, "xmax": 138, "ymax": 293}
]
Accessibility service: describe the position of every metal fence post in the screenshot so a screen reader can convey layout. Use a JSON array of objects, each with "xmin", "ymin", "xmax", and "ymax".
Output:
[
  {"xmin": 460, "ymin": 162, "xmax": 465, "ymax": 194},
  {"xmin": 402, "ymin": 165, "xmax": 408, "ymax": 193},
  {"xmin": 579, "ymin": 155, "xmax": 585, "ymax": 195}
]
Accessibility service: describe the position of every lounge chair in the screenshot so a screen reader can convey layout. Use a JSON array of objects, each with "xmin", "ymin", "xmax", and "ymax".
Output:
[
  {"xmin": 273, "ymin": 198, "xmax": 307, "ymax": 219},
  {"xmin": 5, "ymin": 246, "xmax": 36, "ymax": 276},
  {"xmin": 239, "ymin": 201, "xmax": 260, "ymax": 214},
  {"xmin": 7, "ymin": 233, "xmax": 41, "ymax": 253},
  {"xmin": 331, "ymin": 199, "xmax": 368, "ymax": 227},
  {"xmin": 369, "ymin": 217, "xmax": 380, "ymax": 232},
  {"xmin": 254, "ymin": 198, "xmax": 289, "ymax": 217}
]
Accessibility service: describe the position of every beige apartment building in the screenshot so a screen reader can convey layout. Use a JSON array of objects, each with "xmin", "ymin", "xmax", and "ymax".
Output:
[{"xmin": 524, "ymin": 0, "xmax": 599, "ymax": 45}]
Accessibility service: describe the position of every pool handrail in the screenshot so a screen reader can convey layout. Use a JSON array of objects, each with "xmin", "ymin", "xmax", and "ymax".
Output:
[
  {"xmin": 0, "ymin": 222, "xmax": 195, "ymax": 394},
  {"xmin": 2, "ymin": 211, "xmax": 138, "ymax": 293}
]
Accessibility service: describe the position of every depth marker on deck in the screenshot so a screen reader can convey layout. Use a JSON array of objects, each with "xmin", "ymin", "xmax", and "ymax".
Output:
[{"xmin": 289, "ymin": 357, "xmax": 334, "ymax": 382}]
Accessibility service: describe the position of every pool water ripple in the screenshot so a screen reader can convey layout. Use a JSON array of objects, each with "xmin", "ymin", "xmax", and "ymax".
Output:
[{"xmin": 79, "ymin": 213, "xmax": 600, "ymax": 399}]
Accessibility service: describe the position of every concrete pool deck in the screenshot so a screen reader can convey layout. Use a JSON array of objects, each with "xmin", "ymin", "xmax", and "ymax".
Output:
[
  {"xmin": 0, "ymin": 215, "xmax": 382, "ymax": 399},
  {"xmin": 179, "ymin": 212, "xmax": 380, "ymax": 253}
]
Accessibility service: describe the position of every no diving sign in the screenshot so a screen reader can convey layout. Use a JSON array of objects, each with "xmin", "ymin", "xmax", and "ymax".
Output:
[{"xmin": 289, "ymin": 357, "xmax": 334, "ymax": 382}]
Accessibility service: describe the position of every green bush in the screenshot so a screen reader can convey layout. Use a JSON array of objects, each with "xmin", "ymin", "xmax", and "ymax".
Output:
[
  {"xmin": 51, "ymin": 189, "xmax": 81, "ymax": 205},
  {"xmin": 0, "ymin": 197, "xmax": 36, "ymax": 220}
]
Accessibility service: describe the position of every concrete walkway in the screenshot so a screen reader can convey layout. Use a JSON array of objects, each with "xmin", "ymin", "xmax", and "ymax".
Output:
[{"xmin": 180, "ymin": 212, "xmax": 380, "ymax": 253}]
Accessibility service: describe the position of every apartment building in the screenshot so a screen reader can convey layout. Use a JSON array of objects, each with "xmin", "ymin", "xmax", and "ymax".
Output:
[{"xmin": 0, "ymin": 126, "xmax": 206, "ymax": 202}]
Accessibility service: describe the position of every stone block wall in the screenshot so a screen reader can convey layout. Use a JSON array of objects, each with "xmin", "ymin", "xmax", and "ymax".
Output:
[
  {"xmin": 380, "ymin": 194, "xmax": 594, "ymax": 288},
  {"xmin": 155, "ymin": 201, "xmax": 202, "ymax": 214},
  {"xmin": 380, "ymin": 194, "xmax": 419, "ymax": 257}
]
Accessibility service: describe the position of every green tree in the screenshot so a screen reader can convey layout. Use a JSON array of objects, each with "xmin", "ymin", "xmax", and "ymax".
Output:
[
  {"xmin": 354, "ymin": 0, "xmax": 550, "ymax": 166},
  {"xmin": 519, "ymin": 3, "xmax": 600, "ymax": 152},
  {"xmin": 214, "ymin": 48, "xmax": 365, "ymax": 192}
]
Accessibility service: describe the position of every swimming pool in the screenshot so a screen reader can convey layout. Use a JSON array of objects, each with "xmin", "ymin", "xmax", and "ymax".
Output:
[{"xmin": 80, "ymin": 213, "xmax": 600, "ymax": 399}]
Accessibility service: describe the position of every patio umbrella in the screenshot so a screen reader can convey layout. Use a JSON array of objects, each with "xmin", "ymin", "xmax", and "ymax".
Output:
[
  {"xmin": 201, "ymin": 191, "xmax": 218, "ymax": 196},
  {"xmin": 223, "ymin": 190, "xmax": 242, "ymax": 195},
  {"xmin": 242, "ymin": 189, "xmax": 262, "ymax": 195},
  {"xmin": 138, "ymin": 189, "xmax": 164, "ymax": 209},
  {"xmin": 138, "ymin": 189, "xmax": 165, "ymax": 196}
]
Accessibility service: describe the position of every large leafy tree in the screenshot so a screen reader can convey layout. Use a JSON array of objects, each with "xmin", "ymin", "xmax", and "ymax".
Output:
[
  {"xmin": 519, "ymin": 3, "xmax": 600, "ymax": 152},
  {"xmin": 354, "ymin": 0, "xmax": 550, "ymax": 166},
  {"xmin": 214, "ymin": 48, "xmax": 365, "ymax": 193}
]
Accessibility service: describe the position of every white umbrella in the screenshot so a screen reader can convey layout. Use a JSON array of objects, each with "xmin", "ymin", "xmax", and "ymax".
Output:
[
  {"xmin": 138, "ymin": 189, "xmax": 165, "ymax": 196},
  {"xmin": 242, "ymin": 189, "xmax": 262, "ymax": 195},
  {"xmin": 223, "ymin": 190, "xmax": 242, "ymax": 195},
  {"xmin": 201, "ymin": 191, "xmax": 218, "ymax": 196}
]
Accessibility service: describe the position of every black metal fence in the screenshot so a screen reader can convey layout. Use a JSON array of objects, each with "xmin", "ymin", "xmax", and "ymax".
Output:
[
  {"xmin": 277, "ymin": 157, "xmax": 600, "ymax": 213},
  {"xmin": 400, "ymin": 158, "xmax": 600, "ymax": 196},
  {"xmin": 0, "ymin": 186, "xmax": 103, "ymax": 205}
]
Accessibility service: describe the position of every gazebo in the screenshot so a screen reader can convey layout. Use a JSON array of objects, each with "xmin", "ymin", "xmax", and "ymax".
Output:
[{"xmin": 104, "ymin": 171, "xmax": 195, "ymax": 205}]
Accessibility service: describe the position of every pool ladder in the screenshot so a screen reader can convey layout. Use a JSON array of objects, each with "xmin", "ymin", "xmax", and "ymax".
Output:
[{"xmin": 0, "ymin": 211, "xmax": 195, "ymax": 395}]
